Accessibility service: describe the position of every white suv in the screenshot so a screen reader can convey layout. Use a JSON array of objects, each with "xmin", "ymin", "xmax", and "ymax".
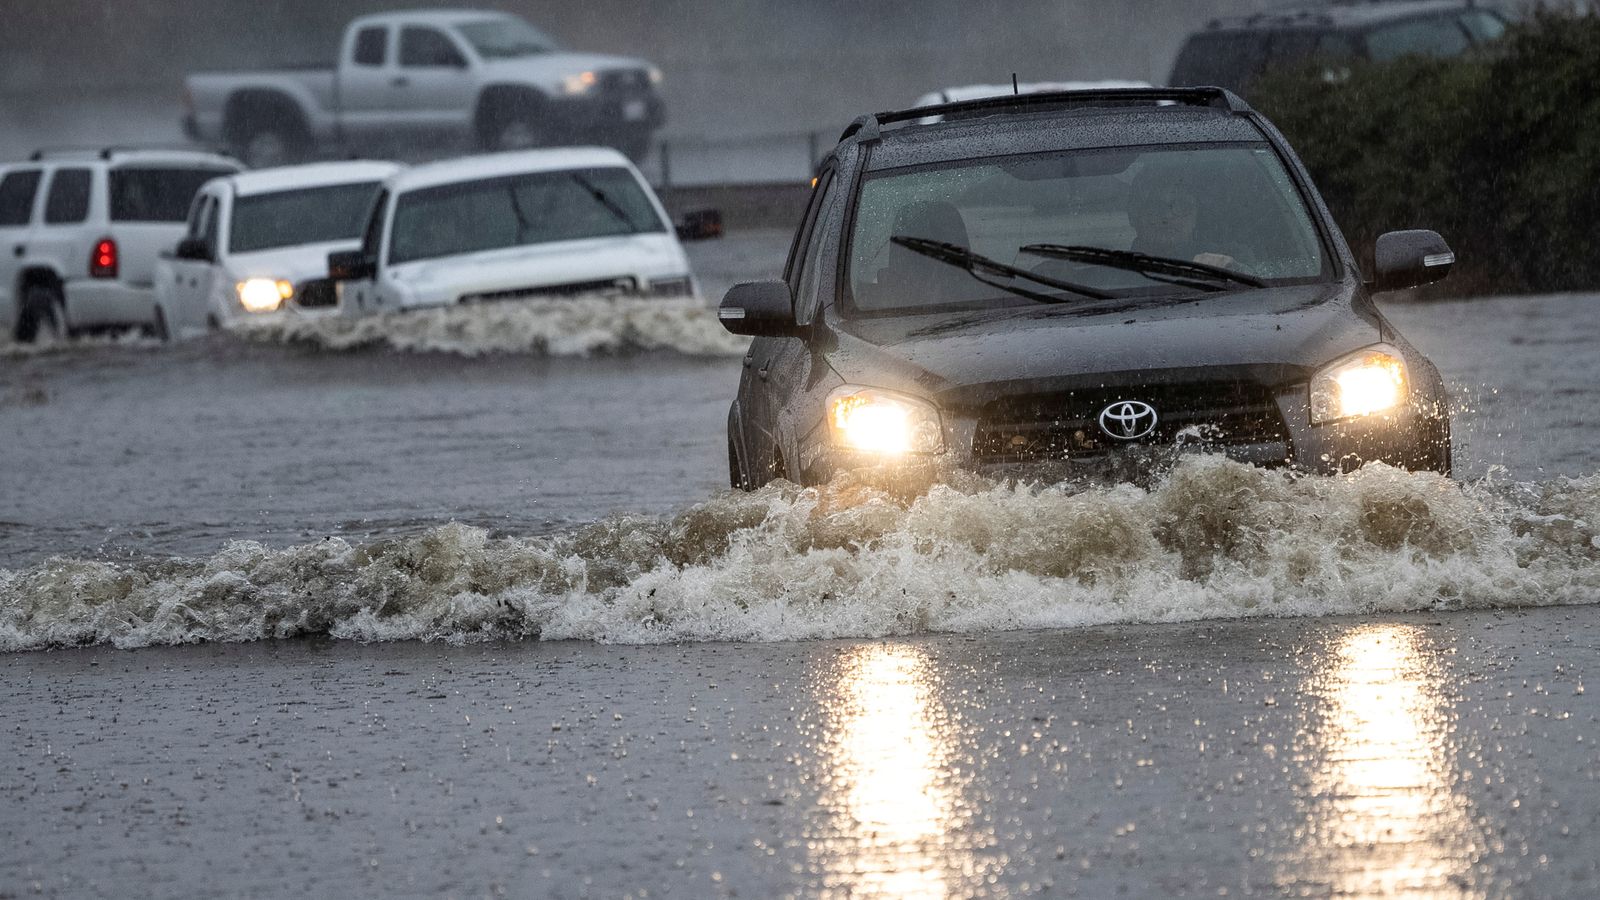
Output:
[
  {"xmin": 154, "ymin": 160, "xmax": 400, "ymax": 335},
  {"xmin": 328, "ymin": 147, "xmax": 715, "ymax": 313},
  {"xmin": 0, "ymin": 147, "xmax": 241, "ymax": 342}
]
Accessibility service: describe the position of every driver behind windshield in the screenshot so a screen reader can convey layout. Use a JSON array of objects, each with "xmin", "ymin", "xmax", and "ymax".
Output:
[{"xmin": 1127, "ymin": 162, "xmax": 1243, "ymax": 272}]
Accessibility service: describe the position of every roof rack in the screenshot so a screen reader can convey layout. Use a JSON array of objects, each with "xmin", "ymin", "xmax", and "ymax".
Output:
[
  {"xmin": 838, "ymin": 87, "xmax": 1251, "ymax": 143},
  {"xmin": 28, "ymin": 143, "xmax": 231, "ymax": 162}
]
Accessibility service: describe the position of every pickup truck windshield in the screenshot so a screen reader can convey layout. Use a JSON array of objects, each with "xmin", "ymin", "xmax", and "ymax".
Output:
[
  {"xmin": 847, "ymin": 143, "xmax": 1331, "ymax": 315},
  {"xmin": 389, "ymin": 167, "xmax": 664, "ymax": 265},
  {"xmin": 455, "ymin": 19, "xmax": 558, "ymax": 58},
  {"xmin": 229, "ymin": 181, "xmax": 384, "ymax": 255}
]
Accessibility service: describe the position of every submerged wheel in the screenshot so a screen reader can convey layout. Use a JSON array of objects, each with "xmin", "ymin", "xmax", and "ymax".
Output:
[{"xmin": 15, "ymin": 283, "xmax": 65, "ymax": 344}]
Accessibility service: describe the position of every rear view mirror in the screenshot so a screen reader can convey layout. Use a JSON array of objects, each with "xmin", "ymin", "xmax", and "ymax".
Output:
[
  {"xmin": 675, "ymin": 208, "xmax": 723, "ymax": 242},
  {"xmin": 328, "ymin": 249, "xmax": 376, "ymax": 282},
  {"xmin": 1373, "ymin": 230, "xmax": 1455, "ymax": 293},
  {"xmin": 174, "ymin": 237, "xmax": 213, "ymax": 262},
  {"xmin": 718, "ymin": 280, "xmax": 799, "ymax": 337}
]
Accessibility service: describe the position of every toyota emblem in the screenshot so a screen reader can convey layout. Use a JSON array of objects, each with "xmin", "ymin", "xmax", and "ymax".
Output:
[{"xmin": 1098, "ymin": 400, "xmax": 1158, "ymax": 441}]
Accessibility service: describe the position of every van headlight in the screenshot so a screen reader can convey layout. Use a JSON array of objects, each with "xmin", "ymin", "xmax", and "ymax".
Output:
[
  {"xmin": 236, "ymin": 278, "xmax": 294, "ymax": 313},
  {"xmin": 1310, "ymin": 346, "xmax": 1408, "ymax": 424},
  {"xmin": 827, "ymin": 386, "xmax": 944, "ymax": 455}
]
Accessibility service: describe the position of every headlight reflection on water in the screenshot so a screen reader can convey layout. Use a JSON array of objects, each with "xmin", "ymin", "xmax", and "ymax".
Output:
[
  {"xmin": 1282, "ymin": 625, "xmax": 1486, "ymax": 896},
  {"xmin": 814, "ymin": 645, "xmax": 977, "ymax": 898}
]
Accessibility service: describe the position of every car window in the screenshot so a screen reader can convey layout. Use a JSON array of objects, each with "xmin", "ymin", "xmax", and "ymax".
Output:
[
  {"xmin": 0, "ymin": 169, "xmax": 43, "ymax": 226},
  {"xmin": 43, "ymin": 168, "xmax": 92, "ymax": 224},
  {"xmin": 230, "ymin": 181, "xmax": 385, "ymax": 254},
  {"xmin": 789, "ymin": 169, "xmax": 839, "ymax": 324},
  {"xmin": 400, "ymin": 27, "xmax": 466, "ymax": 68},
  {"xmin": 1458, "ymin": 10, "xmax": 1508, "ymax": 44},
  {"xmin": 361, "ymin": 190, "xmax": 389, "ymax": 260},
  {"xmin": 200, "ymin": 196, "xmax": 219, "ymax": 251},
  {"xmin": 456, "ymin": 18, "xmax": 558, "ymax": 58},
  {"xmin": 1169, "ymin": 32, "xmax": 1269, "ymax": 90},
  {"xmin": 352, "ymin": 26, "xmax": 388, "ymax": 67},
  {"xmin": 388, "ymin": 167, "xmax": 665, "ymax": 265},
  {"xmin": 846, "ymin": 144, "xmax": 1330, "ymax": 315},
  {"xmin": 1365, "ymin": 16, "xmax": 1472, "ymax": 62},
  {"xmin": 109, "ymin": 167, "xmax": 233, "ymax": 222}
]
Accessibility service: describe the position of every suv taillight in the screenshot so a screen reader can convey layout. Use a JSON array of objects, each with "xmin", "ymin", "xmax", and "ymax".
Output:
[{"xmin": 90, "ymin": 239, "xmax": 117, "ymax": 279}]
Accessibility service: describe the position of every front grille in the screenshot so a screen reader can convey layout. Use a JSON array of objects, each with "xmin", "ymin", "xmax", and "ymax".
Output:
[
  {"xmin": 294, "ymin": 278, "xmax": 337, "ymax": 309},
  {"xmin": 458, "ymin": 277, "xmax": 639, "ymax": 304},
  {"xmin": 972, "ymin": 381, "xmax": 1290, "ymax": 464},
  {"xmin": 599, "ymin": 69, "xmax": 650, "ymax": 92}
]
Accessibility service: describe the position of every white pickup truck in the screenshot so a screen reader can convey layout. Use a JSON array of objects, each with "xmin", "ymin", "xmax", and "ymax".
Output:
[{"xmin": 182, "ymin": 10, "xmax": 665, "ymax": 167}]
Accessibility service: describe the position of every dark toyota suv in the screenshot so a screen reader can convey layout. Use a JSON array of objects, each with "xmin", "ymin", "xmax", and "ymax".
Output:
[{"xmin": 717, "ymin": 88, "xmax": 1455, "ymax": 489}]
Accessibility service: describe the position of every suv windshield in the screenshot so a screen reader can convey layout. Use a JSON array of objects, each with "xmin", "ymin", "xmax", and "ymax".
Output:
[
  {"xmin": 389, "ymin": 167, "xmax": 664, "ymax": 265},
  {"xmin": 229, "ymin": 181, "xmax": 383, "ymax": 254},
  {"xmin": 456, "ymin": 18, "xmax": 558, "ymax": 58},
  {"xmin": 110, "ymin": 167, "xmax": 234, "ymax": 222},
  {"xmin": 847, "ymin": 143, "xmax": 1331, "ymax": 315}
]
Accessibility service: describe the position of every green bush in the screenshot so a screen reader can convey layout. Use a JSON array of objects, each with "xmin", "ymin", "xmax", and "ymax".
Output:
[{"xmin": 1250, "ymin": 13, "xmax": 1600, "ymax": 296}]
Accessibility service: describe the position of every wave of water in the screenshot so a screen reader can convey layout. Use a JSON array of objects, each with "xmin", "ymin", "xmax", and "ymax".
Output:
[
  {"xmin": 230, "ymin": 296, "xmax": 749, "ymax": 357},
  {"xmin": 4, "ymin": 456, "xmax": 1597, "ymax": 651}
]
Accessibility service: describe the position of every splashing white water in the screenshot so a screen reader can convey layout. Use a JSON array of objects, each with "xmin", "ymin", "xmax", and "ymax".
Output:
[
  {"xmin": 230, "ymin": 295, "xmax": 749, "ymax": 357},
  {"xmin": 3, "ymin": 457, "xmax": 1597, "ymax": 651}
]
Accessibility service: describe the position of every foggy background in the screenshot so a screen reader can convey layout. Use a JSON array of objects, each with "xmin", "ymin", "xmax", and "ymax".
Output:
[{"xmin": 0, "ymin": 0, "xmax": 1285, "ymax": 172}]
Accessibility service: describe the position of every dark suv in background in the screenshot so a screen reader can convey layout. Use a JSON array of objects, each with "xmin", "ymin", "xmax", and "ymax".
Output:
[{"xmin": 1169, "ymin": 0, "xmax": 1510, "ymax": 94}]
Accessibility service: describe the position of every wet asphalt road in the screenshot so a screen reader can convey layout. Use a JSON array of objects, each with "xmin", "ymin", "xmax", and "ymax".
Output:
[{"xmin": 5, "ymin": 607, "xmax": 1599, "ymax": 898}]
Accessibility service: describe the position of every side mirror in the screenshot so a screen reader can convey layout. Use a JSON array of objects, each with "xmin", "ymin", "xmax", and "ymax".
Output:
[
  {"xmin": 717, "ymin": 280, "xmax": 800, "ymax": 337},
  {"xmin": 174, "ymin": 237, "xmax": 213, "ymax": 262},
  {"xmin": 328, "ymin": 249, "xmax": 377, "ymax": 282},
  {"xmin": 1372, "ymin": 229, "xmax": 1455, "ymax": 293},
  {"xmin": 675, "ymin": 208, "xmax": 723, "ymax": 242}
]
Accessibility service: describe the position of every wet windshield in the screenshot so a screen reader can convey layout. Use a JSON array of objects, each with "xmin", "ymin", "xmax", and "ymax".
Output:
[
  {"xmin": 388, "ymin": 167, "xmax": 664, "ymax": 265},
  {"xmin": 455, "ymin": 18, "xmax": 559, "ymax": 58},
  {"xmin": 848, "ymin": 144, "xmax": 1331, "ymax": 314},
  {"xmin": 228, "ymin": 181, "xmax": 382, "ymax": 254}
]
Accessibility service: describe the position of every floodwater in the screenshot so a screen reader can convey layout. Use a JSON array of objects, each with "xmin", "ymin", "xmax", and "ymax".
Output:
[{"xmin": 2, "ymin": 232, "xmax": 1599, "ymax": 896}]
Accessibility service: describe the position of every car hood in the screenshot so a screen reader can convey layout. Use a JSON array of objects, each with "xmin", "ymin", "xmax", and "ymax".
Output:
[
  {"xmin": 480, "ymin": 52, "xmax": 651, "ymax": 82},
  {"xmin": 826, "ymin": 282, "xmax": 1381, "ymax": 405},
  {"xmin": 387, "ymin": 233, "xmax": 688, "ymax": 305},
  {"xmin": 227, "ymin": 240, "xmax": 358, "ymax": 285}
]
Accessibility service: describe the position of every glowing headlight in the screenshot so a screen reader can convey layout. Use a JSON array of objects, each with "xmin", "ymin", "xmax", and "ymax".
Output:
[
  {"xmin": 561, "ymin": 71, "xmax": 597, "ymax": 95},
  {"xmin": 827, "ymin": 386, "xmax": 944, "ymax": 455},
  {"xmin": 236, "ymin": 278, "xmax": 294, "ymax": 313},
  {"xmin": 1310, "ymin": 346, "xmax": 1408, "ymax": 424},
  {"xmin": 647, "ymin": 66, "xmax": 664, "ymax": 86}
]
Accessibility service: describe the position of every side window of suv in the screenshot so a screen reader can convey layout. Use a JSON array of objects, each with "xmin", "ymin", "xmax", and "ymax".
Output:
[
  {"xmin": 1365, "ymin": 15, "xmax": 1471, "ymax": 62},
  {"xmin": 789, "ymin": 169, "xmax": 838, "ymax": 326},
  {"xmin": 400, "ymin": 27, "xmax": 465, "ymax": 68},
  {"xmin": 0, "ymin": 169, "xmax": 43, "ymax": 226},
  {"xmin": 353, "ymin": 27, "xmax": 388, "ymax": 67},
  {"xmin": 44, "ymin": 168, "xmax": 92, "ymax": 224}
]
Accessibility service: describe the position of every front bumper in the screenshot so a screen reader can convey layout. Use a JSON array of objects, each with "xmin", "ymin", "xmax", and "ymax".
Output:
[
  {"xmin": 547, "ymin": 90, "xmax": 665, "ymax": 143},
  {"xmin": 796, "ymin": 388, "xmax": 1451, "ymax": 485}
]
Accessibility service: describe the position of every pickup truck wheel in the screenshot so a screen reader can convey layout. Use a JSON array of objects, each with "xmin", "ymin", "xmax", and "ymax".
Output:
[
  {"xmin": 236, "ymin": 126, "xmax": 306, "ymax": 168},
  {"xmin": 489, "ymin": 115, "xmax": 549, "ymax": 152}
]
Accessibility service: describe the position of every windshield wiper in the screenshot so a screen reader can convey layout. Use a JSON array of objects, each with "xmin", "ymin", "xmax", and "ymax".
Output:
[
  {"xmin": 568, "ymin": 173, "xmax": 639, "ymax": 234},
  {"xmin": 1020, "ymin": 244, "xmax": 1268, "ymax": 291},
  {"xmin": 889, "ymin": 236, "xmax": 1113, "ymax": 304}
]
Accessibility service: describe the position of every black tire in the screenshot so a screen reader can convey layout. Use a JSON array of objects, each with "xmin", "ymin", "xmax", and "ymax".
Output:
[
  {"xmin": 728, "ymin": 434, "xmax": 747, "ymax": 491},
  {"xmin": 14, "ymin": 283, "xmax": 65, "ymax": 344},
  {"xmin": 149, "ymin": 306, "xmax": 171, "ymax": 343},
  {"xmin": 233, "ymin": 123, "xmax": 308, "ymax": 168}
]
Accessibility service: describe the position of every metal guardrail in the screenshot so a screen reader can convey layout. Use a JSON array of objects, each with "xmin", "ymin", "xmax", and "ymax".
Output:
[{"xmin": 648, "ymin": 130, "xmax": 830, "ymax": 189}]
